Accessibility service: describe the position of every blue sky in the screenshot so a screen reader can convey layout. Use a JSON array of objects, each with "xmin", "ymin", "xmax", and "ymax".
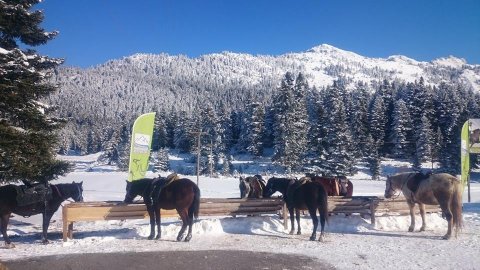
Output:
[{"xmin": 36, "ymin": 0, "xmax": 480, "ymax": 68}]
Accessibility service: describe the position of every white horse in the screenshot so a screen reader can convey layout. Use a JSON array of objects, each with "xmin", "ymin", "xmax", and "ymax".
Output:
[{"xmin": 384, "ymin": 172, "xmax": 463, "ymax": 239}]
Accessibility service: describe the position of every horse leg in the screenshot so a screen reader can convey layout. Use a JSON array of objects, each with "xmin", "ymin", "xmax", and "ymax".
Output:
[
  {"xmin": 288, "ymin": 207, "xmax": 295, "ymax": 235},
  {"xmin": 184, "ymin": 206, "xmax": 195, "ymax": 242},
  {"xmin": 407, "ymin": 201, "xmax": 416, "ymax": 232},
  {"xmin": 418, "ymin": 203, "xmax": 426, "ymax": 232},
  {"xmin": 318, "ymin": 207, "xmax": 326, "ymax": 242},
  {"xmin": 308, "ymin": 208, "xmax": 318, "ymax": 241},
  {"xmin": 437, "ymin": 198, "xmax": 453, "ymax": 240},
  {"xmin": 1, "ymin": 213, "xmax": 14, "ymax": 248},
  {"xmin": 154, "ymin": 207, "xmax": 161, "ymax": 240},
  {"xmin": 146, "ymin": 205, "xmax": 155, "ymax": 240},
  {"xmin": 295, "ymin": 209, "xmax": 301, "ymax": 235},
  {"xmin": 41, "ymin": 211, "xmax": 54, "ymax": 244},
  {"xmin": 176, "ymin": 209, "xmax": 188, "ymax": 242}
]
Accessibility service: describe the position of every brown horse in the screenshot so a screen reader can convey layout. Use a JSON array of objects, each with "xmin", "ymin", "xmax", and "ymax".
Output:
[
  {"xmin": 0, "ymin": 182, "xmax": 84, "ymax": 248},
  {"xmin": 384, "ymin": 172, "xmax": 463, "ymax": 239},
  {"xmin": 309, "ymin": 175, "xmax": 353, "ymax": 197},
  {"xmin": 239, "ymin": 175, "xmax": 266, "ymax": 198},
  {"xmin": 264, "ymin": 177, "xmax": 328, "ymax": 241},
  {"xmin": 124, "ymin": 177, "xmax": 200, "ymax": 242}
]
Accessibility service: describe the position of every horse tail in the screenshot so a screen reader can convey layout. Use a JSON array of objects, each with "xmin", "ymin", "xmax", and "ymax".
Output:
[
  {"xmin": 451, "ymin": 178, "xmax": 463, "ymax": 236},
  {"xmin": 317, "ymin": 184, "xmax": 329, "ymax": 225},
  {"xmin": 190, "ymin": 184, "xmax": 201, "ymax": 220}
]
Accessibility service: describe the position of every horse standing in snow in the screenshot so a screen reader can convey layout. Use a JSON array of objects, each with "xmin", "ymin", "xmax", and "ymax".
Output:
[
  {"xmin": 308, "ymin": 175, "xmax": 353, "ymax": 197},
  {"xmin": 0, "ymin": 182, "xmax": 84, "ymax": 248},
  {"xmin": 384, "ymin": 172, "xmax": 463, "ymax": 239},
  {"xmin": 124, "ymin": 176, "xmax": 200, "ymax": 242},
  {"xmin": 239, "ymin": 175, "xmax": 266, "ymax": 198},
  {"xmin": 263, "ymin": 177, "xmax": 328, "ymax": 241}
]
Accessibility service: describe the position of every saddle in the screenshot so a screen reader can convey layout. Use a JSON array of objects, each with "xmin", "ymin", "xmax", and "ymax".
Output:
[
  {"xmin": 151, "ymin": 173, "xmax": 180, "ymax": 199},
  {"xmin": 15, "ymin": 183, "xmax": 52, "ymax": 207},
  {"xmin": 407, "ymin": 172, "xmax": 432, "ymax": 193},
  {"xmin": 286, "ymin": 177, "xmax": 311, "ymax": 206}
]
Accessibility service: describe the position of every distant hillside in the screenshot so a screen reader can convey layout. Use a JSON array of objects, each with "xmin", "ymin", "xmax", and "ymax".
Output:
[{"xmin": 49, "ymin": 44, "xmax": 479, "ymax": 119}]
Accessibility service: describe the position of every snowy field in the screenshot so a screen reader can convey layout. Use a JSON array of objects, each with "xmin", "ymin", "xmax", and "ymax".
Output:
[{"xmin": 1, "ymin": 153, "xmax": 479, "ymax": 270}]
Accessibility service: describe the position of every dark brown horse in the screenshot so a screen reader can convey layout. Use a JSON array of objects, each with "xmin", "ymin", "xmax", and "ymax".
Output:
[
  {"xmin": 124, "ymin": 177, "xmax": 200, "ymax": 242},
  {"xmin": 239, "ymin": 175, "xmax": 266, "ymax": 198},
  {"xmin": 264, "ymin": 177, "xmax": 328, "ymax": 241},
  {"xmin": 308, "ymin": 174, "xmax": 353, "ymax": 197},
  {"xmin": 0, "ymin": 182, "xmax": 84, "ymax": 248},
  {"xmin": 385, "ymin": 172, "xmax": 463, "ymax": 239}
]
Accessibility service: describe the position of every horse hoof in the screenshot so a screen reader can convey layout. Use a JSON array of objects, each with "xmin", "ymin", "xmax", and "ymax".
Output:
[
  {"xmin": 289, "ymin": 231, "xmax": 294, "ymax": 235},
  {"xmin": 147, "ymin": 235, "xmax": 154, "ymax": 240},
  {"xmin": 155, "ymin": 235, "xmax": 161, "ymax": 240},
  {"xmin": 184, "ymin": 235, "xmax": 192, "ymax": 242},
  {"xmin": 442, "ymin": 235, "xmax": 451, "ymax": 240},
  {"xmin": 5, "ymin": 243, "xmax": 15, "ymax": 249},
  {"xmin": 309, "ymin": 236, "xmax": 316, "ymax": 241},
  {"xmin": 408, "ymin": 227, "xmax": 414, "ymax": 232},
  {"xmin": 319, "ymin": 235, "xmax": 325, "ymax": 242},
  {"xmin": 42, "ymin": 240, "xmax": 49, "ymax": 245},
  {"xmin": 419, "ymin": 227, "xmax": 426, "ymax": 232},
  {"xmin": 297, "ymin": 231, "xmax": 302, "ymax": 235}
]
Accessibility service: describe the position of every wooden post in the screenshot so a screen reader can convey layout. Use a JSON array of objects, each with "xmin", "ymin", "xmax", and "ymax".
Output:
[
  {"xmin": 370, "ymin": 199, "xmax": 376, "ymax": 225},
  {"xmin": 62, "ymin": 205, "xmax": 68, "ymax": 241},
  {"xmin": 283, "ymin": 203, "xmax": 288, "ymax": 230}
]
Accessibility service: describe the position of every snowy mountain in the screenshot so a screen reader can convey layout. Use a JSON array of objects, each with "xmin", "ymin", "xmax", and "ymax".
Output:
[
  {"xmin": 47, "ymin": 44, "xmax": 479, "ymax": 156},
  {"xmin": 50, "ymin": 44, "xmax": 479, "ymax": 114}
]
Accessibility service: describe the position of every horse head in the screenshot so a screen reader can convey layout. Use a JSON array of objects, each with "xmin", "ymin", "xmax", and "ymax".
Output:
[
  {"xmin": 239, "ymin": 177, "xmax": 251, "ymax": 198},
  {"xmin": 384, "ymin": 175, "xmax": 396, "ymax": 198},
  {"xmin": 338, "ymin": 176, "xmax": 348, "ymax": 196},
  {"xmin": 124, "ymin": 180, "xmax": 137, "ymax": 203},
  {"xmin": 73, "ymin": 181, "xmax": 84, "ymax": 202},
  {"xmin": 264, "ymin": 177, "xmax": 289, "ymax": 197}
]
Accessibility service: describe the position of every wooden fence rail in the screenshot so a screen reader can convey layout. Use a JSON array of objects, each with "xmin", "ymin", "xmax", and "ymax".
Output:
[{"xmin": 62, "ymin": 196, "xmax": 441, "ymax": 241}]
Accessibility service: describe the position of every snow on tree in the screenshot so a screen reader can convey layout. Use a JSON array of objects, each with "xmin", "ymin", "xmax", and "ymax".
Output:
[
  {"xmin": 272, "ymin": 72, "xmax": 308, "ymax": 172},
  {"xmin": 390, "ymin": 99, "xmax": 413, "ymax": 158},
  {"xmin": 315, "ymin": 81, "xmax": 356, "ymax": 175},
  {"xmin": 154, "ymin": 148, "xmax": 170, "ymax": 172},
  {"xmin": 413, "ymin": 114, "xmax": 433, "ymax": 171},
  {"xmin": 0, "ymin": 0, "xmax": 70, "ymax": 184}
]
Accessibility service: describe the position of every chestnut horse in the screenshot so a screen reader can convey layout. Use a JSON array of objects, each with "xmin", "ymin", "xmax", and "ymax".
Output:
[
  {"xmin": 384, "ymin": 172, "xmax": 462, "ymax": 239},
  {"xmin": 0, "ymin": 182, "xmax": 84, "ymax": 248},
  {"xmin": 124, "ymin": 177, "xmax": 200, "ymax": 242},
  {"xmin": 264, "ymin": 177, "xmax": 328, "ymax": 241},
  {"xmin": 309, "ymin": 175, "xmax": 353, "ymax": 197},
  {"xmin": 239, "ymin": 175, "xmax": 266, "ymax": 198}
]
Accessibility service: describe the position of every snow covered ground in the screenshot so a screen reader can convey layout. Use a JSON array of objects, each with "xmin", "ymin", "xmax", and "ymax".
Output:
[{"xmin": 1, "ymin": 153, "xmax": 479, "ymax": 270}]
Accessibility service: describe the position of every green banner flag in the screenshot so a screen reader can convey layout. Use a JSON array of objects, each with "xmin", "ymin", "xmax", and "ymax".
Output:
[
  {"xmin": 461, "ymin": 120, "xmax": 469, "ymax": 187},
  {"xmin": 128, "ymin": 112, "xmax": 156, "ymax": 182}
]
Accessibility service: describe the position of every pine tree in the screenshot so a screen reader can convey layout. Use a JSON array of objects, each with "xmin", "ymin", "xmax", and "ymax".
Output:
[
  {"xmin": 368, "ymin": 94, "xmax": 386, "ymax": 154},
  {"xmin": 272, "ymin": 72, "xmax": 308, "ymax": 172},
  {"xmin": 116, "ymin": 125, "xmax": 131, "ymax": 171},
  {"xmin": 377, "ymin": 80, "xmax": 396, "ymax": 155},
  {"xmin": 366, "ymin": 135, "xmax": 381, "ymax": 180},
  {"xmin": 0, "ymin": 1, "xmax": 70, "ymax": 184},
  {"xmin": 413, "ymin": 114, "xmax": 433, "ymax": 171},
  {"xmin": 154, "ymin": 148, "xmax": 170, "ymax": 172},
  {"xmin": 349, "ymin": 83, "xmax": 370, "ymax": 158},
  {"xmin": 243, "ymin": 101, "xmax": 265, "ymax": 156},
  {"xmin": 434, "ymin": 83, "xmax": 462, "ymax": 173},
  {"xmin": 390, "ymin": 99, "xmax": 413, "ymax": 158},
  {"xmin": 316, "ymin": 81, "xmax": 356, "ymax": 175}
]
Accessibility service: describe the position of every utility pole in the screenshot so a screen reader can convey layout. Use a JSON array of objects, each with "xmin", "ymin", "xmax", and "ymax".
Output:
[
  {"xmin": 209, "ymin": 138, "xmax": 213, "ymax": 178},
  {"xmin": 196, "ymin": 131, "xmax": 201, "ymax": 186}
]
